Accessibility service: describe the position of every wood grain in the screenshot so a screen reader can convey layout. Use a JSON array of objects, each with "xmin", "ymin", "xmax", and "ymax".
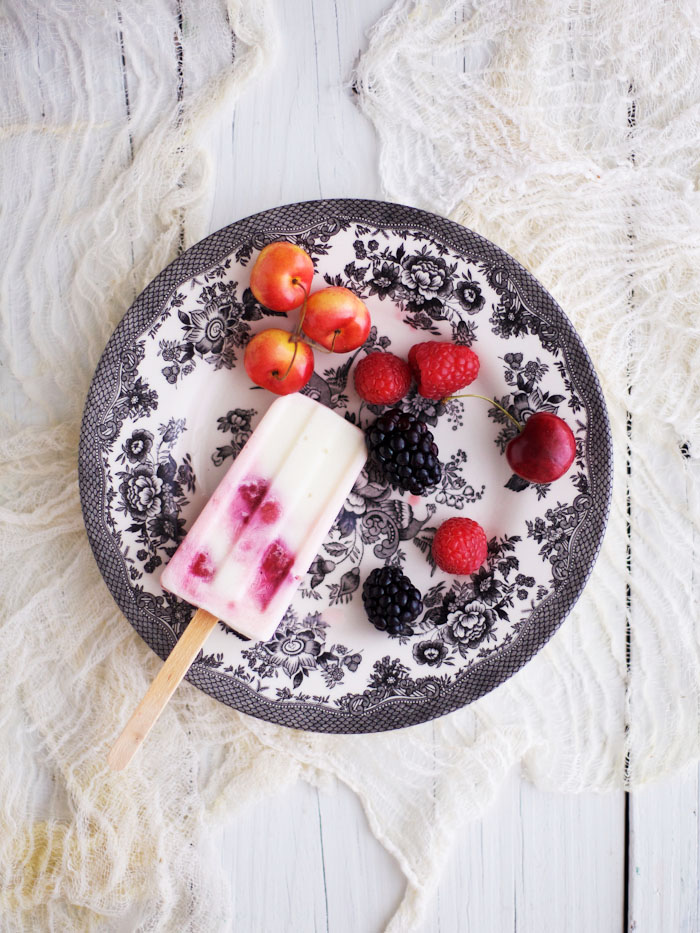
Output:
[
  {"xmin": 628, "ymin": 765, "xmax": 700, "ymax": 932},
  {"xmin": 433, "ymin": 776, "xmax": 625, "ymax": 933},
  {"xmin": 214, "ymin": 773, "xmax": 626, "ymax": 933},
  {"xmin": 107, "ymin": 608, "xmax": 219, "ymax": 771},
  {"xmin": 215, "ymin": 779, "xmax": 405, "ymax": 932},
  {"xmin": 203, "ymin": 0, "xmax": 382, "ymax": 231}
]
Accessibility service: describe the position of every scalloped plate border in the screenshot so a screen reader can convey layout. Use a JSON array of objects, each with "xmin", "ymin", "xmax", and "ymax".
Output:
[{"xmin": 78, "ymin": 198, "xmax": 613, "ymax": 733}]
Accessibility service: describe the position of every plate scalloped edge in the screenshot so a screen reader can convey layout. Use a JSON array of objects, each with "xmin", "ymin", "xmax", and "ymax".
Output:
[{"xmin": 78, "ymin": 198, "xmax": 613, "ymax": 734}]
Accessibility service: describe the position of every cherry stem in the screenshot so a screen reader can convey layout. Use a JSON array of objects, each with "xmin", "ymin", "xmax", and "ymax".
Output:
[
  {"xmin": 330, "ymin": 330, "xmax": 340, "ymax": 353},
  {"xmin": 305, "ymin": 337, "xmax": 333, "ymax": 354},
  {"xmin": 442, "ymin": 392, "xmax": 522, "ymax": 432},
  {"xmin": 272, "ymin": 281, "xmax": 310, "ymax": 382},
  {"xmin": 292, "ymin": 281, "xmax": 309, "ymax": 339},
  {"xmin": 274, "ymin": 334, "xmax": 300, "ymax": 382}
]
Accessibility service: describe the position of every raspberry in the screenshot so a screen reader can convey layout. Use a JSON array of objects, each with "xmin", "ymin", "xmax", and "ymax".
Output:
[
  {"xmin": 432, "ymin": 517, "xmax": 487, "ymax": 575},
  {"xmin": 354, "ymin": 352, "xmax": 412, "ymax": 405},
  {"xmin": 366, "ymin": 408, "xmax": 442, "ymax": 496},
  {"xmin": 362, "ymin": 566, "xmax": 423, "ymax": 636},
  {"xmin": 190, "ymin": 552, "xmax": 215, "ymax": 581},
  {"xmin": 408, "ymin": 342, "xmax": 480, "ymax": 400},
  {"xmin": 257, "ymin": 540, "xmax": 294, "ymax": 609}
]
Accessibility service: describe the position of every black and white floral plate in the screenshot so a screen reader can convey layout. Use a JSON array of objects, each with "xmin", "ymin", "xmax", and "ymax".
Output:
[{"xmin": 79, "ymin": 199, "xmax": 612, "ymax": 733}]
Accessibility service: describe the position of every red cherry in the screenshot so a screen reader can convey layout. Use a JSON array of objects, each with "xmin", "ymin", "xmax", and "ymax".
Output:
[
  {"xmin": 249, "ymin": 242, "xmax": 313, "ymax": 312},
  {"xmin": 301, "ymin": 286, "xmax": 371, "ymax": 352},
  {"xmin": 506, "ymin": 412, "xmax": 576, "ymax": 484},
  {"xmin": 243, "ymin": 328, "xmax": 314, "ymax": 395}
]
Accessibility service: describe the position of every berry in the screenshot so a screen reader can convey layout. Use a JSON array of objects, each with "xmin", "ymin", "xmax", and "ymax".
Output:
[
  {"xmin": 362, "ymin": 566, "xmax": 423, "ymax": 636},
  {"xmin": 239, "ymin": 479, "xmax": 269, "ymax": 512},
  {"xmin": 257, "ymin": 540, "xmax": 294, "ymax": 609},
  {"xmin": 506, "ymin": 411, "xmax": 576, "ymax": 484},
  {"xmin": 354, "ymin": 352, "xmax": 412, "ymax": 405},
  {"xmin": 249, "ymin": 242, "xmax": 313, "ymax": 312},
  {"xmin": 408, "ymin": 341, "xmax": 480, "ymax": 400},
  {"xmin": 243, "ymin": 328, "xmax": 314, "ymax": 395},
  {"xmin": 432, "ymin": 517, "xmax": 487, "ymax": 575},
  {"xmin": 302, "ymin": 286, "xmax": 371, "ymax": 352},
  {"xmin": 190, "ymin": 552, "xmax": 215, "ymax": 581},
  {"xmin": 366, "ymin": 408, "xmax": 442, "ymax": 496}
]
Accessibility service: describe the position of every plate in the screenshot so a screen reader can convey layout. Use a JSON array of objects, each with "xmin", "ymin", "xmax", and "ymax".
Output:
[{"xmin": 79, "ymin": 199, "xmax": 612, "ymax": 733}]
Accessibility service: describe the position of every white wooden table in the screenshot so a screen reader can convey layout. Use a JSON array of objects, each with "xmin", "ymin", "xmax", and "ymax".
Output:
[{"xmin": 197, "ymin": 2, "xmax": 700, "ymax": 930}]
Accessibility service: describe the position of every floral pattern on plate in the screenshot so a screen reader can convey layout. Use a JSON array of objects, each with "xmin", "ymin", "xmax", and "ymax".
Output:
[{"xmin": 79, "ymin": 199, "xmax": 612, "ymax": 733}]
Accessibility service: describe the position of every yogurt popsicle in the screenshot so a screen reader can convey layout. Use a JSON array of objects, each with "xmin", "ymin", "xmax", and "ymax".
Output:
[{"xmin": 161, "ymin": 393, "xmax": 367, "ymax": 641}]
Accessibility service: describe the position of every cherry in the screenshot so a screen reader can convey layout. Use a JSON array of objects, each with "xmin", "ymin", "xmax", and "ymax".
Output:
[
  {"xmin": 301, "ymin": 286, "xmax": 371, "ymax": 352},
  {"xmin": 249, "ymin": 242, "xmax": 313, "ymax": 312},
  {"xmin": 505, "ymin": 411, "xmax": 576, "ymax": 483},
  {"xmin": 445, "ymin": 393, "xmax": 576, "ymax": 485},
  {"xmin": 243, "ymin": 327, "xmax": 314, "ymax": 395}
]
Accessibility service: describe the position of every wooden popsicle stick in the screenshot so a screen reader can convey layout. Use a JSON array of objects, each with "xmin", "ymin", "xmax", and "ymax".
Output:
[{"xmin": 107, "ymin": 608, "xmax": 219, "ymax": 771}]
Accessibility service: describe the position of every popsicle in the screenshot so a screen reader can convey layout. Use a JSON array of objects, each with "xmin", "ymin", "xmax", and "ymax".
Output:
[
  {"xmin": 108, "ymin": 394, "xmax": 367, "ymax": 769},
  {"xmin": 160, "ymin": 393, "xmax": 367, "ymax": 640}
]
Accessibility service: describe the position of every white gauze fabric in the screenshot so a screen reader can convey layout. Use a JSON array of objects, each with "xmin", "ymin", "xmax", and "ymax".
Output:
[{"xmin": 0, "ymin": 3, "xmax": 292, "ymax": 930}]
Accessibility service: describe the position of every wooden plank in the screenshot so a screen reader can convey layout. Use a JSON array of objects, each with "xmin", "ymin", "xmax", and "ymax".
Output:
[
  {"xmin": 203, "ymin": 0, "xmax": 383, "ymax": 234},
  {"xmin": 628, "ymin": 767, "xmax": 700, "ymax": 932},
  {"xmin": 625, "ymin": 343, "xmax": 700, "ymax": 930},
  {"xmin": 214, "ymin": 771, "xmax": 626, "ymax": 933},
  {"xmin": 420, "ymin": 774, "xmax": 625, "ymax": 933},
  {"xmin": 214, "ymin": 777, "xmax": 405, "ymax": 932},
  {"xmin": 316, "ymin": 779, "xmax": 405, "ymax": 932},
  {"xmin": 217, "ymin": 781, "xmax": 329, "ymax": 930}
]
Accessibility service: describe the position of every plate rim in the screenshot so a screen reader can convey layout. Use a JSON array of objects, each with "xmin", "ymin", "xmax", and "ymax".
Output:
[{"xmin": 78, "ymin": 197, "xmax": 613, "ymax": 733}]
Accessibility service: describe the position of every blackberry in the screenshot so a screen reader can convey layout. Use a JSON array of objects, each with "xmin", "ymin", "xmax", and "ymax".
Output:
[
  {"xmin": 366, "ymin": 408, "xmax": 442, "ymax": 495},
  {"xmin": 362, "ymin": 566, "xmax": 423, "ymax": 636}
]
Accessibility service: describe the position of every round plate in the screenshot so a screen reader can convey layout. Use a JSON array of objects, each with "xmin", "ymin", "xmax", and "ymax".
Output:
[{"xmin": 79, "ymin": 199, "xmax": 612, "ymax": 733}]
